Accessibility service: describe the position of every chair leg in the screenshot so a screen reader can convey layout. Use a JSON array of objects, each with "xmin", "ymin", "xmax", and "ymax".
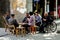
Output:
[
  {"xmin": 16, "ymin": 29, "xmax": 19, "ymax": 37},
  {"xmin": 4, "ymin": 24, "xmax": 7, "ymax": 32},
  {"xmin": 30, "ymin": 27, "xmax": 34, "ymax": 34},
  {"xmin": 30, "ymin": 27, "xmax": 32, "ymax": 33},
  {"xmin": 5, "ymin": 28, "xmax": 7, "ymax": 32},
  {"xmin": 34, "ymin": 27, "xmax": 36, "ymax": 34},
  {"xmin": 21, "ymin": 29, "xmax": 24, "ymax": 37},
  {"xmin": 32, "ymin": 27, "xmax": 37, "ymax": 34},
  {"xmin": 23, "ymin": 28, "xmax": 26, "ymax": 36},
  {"xmin": 21, "ymin": 28, "xmax": 26, "ymax": 37}
]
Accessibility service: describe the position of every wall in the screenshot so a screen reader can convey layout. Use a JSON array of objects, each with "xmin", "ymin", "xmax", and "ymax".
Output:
[
  {"xmin": 26, "ymin": 0, "xmax": 33, "ymax": 13},
  {"xmin": 10, "ymin": 0, "xmax": 33, "ymax": 22}
]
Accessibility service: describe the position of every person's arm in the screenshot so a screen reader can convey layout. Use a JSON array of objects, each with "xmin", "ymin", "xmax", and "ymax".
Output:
[
  {"xmin": 22, "ymin": 17, "xmax": 26, "ymax": 23},
  {"xmin": 43, "ymin": 18, "xmax": 47, "ymax": 21}
]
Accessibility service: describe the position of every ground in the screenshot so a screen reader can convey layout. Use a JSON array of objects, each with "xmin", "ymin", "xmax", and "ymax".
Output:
[
  {"xmin": 0, "ymin": 32, "xmax": 60, "ymax": 40},
  {"xmin": 0, "ymin": 20, "xmax": 60, "ymax": 40},
  {"xmin": 0, "ymin": 25, "xmax": 60, "ymax": 40}
]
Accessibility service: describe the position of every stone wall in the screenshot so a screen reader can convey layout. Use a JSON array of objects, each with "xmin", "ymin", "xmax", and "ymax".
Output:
[
  {"xmin": 10, "ymin": 0, "xmax": 33, "ymax": 22},
  {"xmin": 14, "ymin": 10, "xmax": 25, "ymax": 23}
]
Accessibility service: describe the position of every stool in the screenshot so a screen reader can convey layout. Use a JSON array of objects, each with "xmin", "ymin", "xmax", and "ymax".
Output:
[
  {"xmin": 8, "ymin": 25, "xmax": 15, "ymax": 34},
  {"xmin": 30, "ymin": 26, "xmax": 37, "ymax": 34},
  {"xmin": 16, "ymin": 27, "xmax": 26, "ymax": 37}
]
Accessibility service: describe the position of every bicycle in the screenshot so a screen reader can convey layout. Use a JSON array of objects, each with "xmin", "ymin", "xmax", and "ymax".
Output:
[{"xmin": 44, "ymin": 21, "xmax": 57, "ymax": 33}]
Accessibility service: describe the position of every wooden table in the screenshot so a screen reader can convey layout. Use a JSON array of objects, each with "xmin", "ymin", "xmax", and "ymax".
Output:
[
  {"xmin": 19, "ymin": 23, "xmax": 28, "ymax": 25},
  {"xmin": 16, "ymin": 23, "xmax": 27, "ymax": 37}
]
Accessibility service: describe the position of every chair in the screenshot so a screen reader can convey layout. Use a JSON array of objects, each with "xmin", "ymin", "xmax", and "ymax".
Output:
[
  {"xmin": 29, "ymin": 25, "xmax": 38, "ymax": 34},
  {"xmin": 2, "ymin": 16, "xmax": 15, "ymax": 34}
]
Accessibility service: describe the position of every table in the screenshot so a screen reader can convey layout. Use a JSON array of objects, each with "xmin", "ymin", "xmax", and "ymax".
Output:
[
  {"xmin": 16, "ymin": 23, "xmax": 27, "ymax": 37},
  {"xmin": 19, "ymin": 23, "xmax": 28, "ymax": 25}
]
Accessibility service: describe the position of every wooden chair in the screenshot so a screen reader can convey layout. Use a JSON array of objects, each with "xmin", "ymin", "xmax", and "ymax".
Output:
[
  {"xmin": 29, "ymin": 25, "xmax": 38, "ymax": 34},
  {"xmin": 2, "ymin": 16, "xmax": 15, "ymax": 34}
]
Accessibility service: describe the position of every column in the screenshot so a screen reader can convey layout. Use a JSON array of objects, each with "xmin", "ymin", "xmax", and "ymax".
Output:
[
  {"xmin": 56, "ymin": 0, "xmax": 58, "ymax": 18},
  {"xmin": 26, "ymin": 0, "xmax": 33, "ymax": 13},
  {"xmin": 45, "ymin": 0, "xmax": 47, "ymax": 13},
  {"xmin": 9, "ymin": 0, "xmax": 14, "ymax": 14},
  {"xmin": 46, "ymin": 1, "xmax": 49, "ymax": 13}
]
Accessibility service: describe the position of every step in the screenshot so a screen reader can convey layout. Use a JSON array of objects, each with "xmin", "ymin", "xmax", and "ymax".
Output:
[{"xmin": 54, "ymin": 20, "xmax": 60, "ymax": 24}]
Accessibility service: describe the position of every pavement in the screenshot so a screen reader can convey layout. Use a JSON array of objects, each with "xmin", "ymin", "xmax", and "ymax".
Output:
[
  {"xmin": 54, "ymin": 19, "xmax": 60, "ymax": 25},
  {"xmin": 0, "ymin": 25, "xmax": 60, "ymax": 40},
  {"xmin": 54, "ymin": 19, "xmax": 60, "ymax": 30},
  {"xmin": 0, "ymin": 20, "xmax": 60, "ymax": 40}
]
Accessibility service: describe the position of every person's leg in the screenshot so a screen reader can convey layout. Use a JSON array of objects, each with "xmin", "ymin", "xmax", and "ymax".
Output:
[
  {"xmin": 22, "ymin": 24, "xmax": 30, "ymax": 34},
  {"xmin": 39, "ymin": 25, "xmax": 44, "ymax": 32},
  {"xmin": 13, "ymin": 20, "xmax": 19, "ymax": 27},
  {"xmin": 39, "ymin": 22, "xmax": 45, "ymax": 33},
  {"xmin": 36, "ymin": 22, "xmax": 41, "ymax": 31}
]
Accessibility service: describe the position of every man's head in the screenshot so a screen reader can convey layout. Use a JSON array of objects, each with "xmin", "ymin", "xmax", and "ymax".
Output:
[
  {"xmin": 6, "ymin": 12, "xmax": 10, "ymax": 16},
  {"xmin": 44, "ymin": 13, "xmax": 48, "ymax": 17},
  {"xmin": 11, "ymin": 14, "xmax": 15, "ymax": 18},
  {"xmin": 34, "ymin": 12, "xmax": 39, "ymax": 16},
  {"xmin": 26, "ymin": 13, "xmax": 30, "ymax": 17},
  {"xmin": 29, "ymin": 12, "xmax": 33, "ymax": 16}
]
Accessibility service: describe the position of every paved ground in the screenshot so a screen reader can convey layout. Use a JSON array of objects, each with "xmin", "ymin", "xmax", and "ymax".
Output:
[
  {"xmin": 0, "ymin": 32, "xmax": 60, "ymax": 40},
  {"xmin": 0, "ymin": 20, "xmax": 60, "ymax": 40},
  {"xmin": 0, "ymin": 25, "xmax": 60, "ymax": 40}
]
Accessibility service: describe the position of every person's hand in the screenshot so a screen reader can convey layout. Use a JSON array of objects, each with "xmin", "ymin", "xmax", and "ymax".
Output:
[
  {"xmin": 27, "ymin": 18, "xmax": 30, "ymax": 21},
  {"xmin": 43, "ymin": 19, "xmax": 46, "ymax": 21}
]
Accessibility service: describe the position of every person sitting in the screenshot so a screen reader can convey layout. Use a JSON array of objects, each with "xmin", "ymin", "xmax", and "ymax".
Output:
[
  {"xmin": 22, "ymin": 13, "xmax": 30, "ymax": 23},
  {"xmin": 22, "ymin": 13, "xmax": 30, "ymax": 34},
  {"xmin": 34, "ymin": 12, "xmax": 42, "ymax": 31},
  {"xmin": 2, "ymin": 12, "xmax": 10, "ymax": 32},
  {"xmin": 4, "ymin": 12, "xmax": 10, "ymax": 23},
  {"xmin": 8, "ymin": 14, "xmax": 19, "ymax": 33},
  {"xmin": 40, "ymin": 13, "xmax": 48, "ymax": 33}
]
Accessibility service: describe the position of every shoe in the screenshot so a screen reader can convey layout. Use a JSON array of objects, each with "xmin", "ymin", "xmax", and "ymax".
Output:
[
  {"xmin": 39, "ymin": 31, "xmax": 42, "ymax": 33},
  {"xmin": 42, "ymin": 31, "xmax": 46, "ymax": 33}
]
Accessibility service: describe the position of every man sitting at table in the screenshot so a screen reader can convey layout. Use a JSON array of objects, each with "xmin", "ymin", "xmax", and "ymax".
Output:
[
  {"xmin": 22, "ymin": 13, "xmax": 30, "ymax": 34},
  {"xmin": 8, "ymin": 14, "xmax": 19, "ymax": 33}
]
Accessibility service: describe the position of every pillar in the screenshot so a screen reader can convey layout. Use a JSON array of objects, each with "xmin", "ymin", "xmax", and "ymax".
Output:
[
  {"xmin": 26, "ymin": 0, "xmax": 33, "ymax": 13},
  {"xmin": 56, "ymin": 0, "xmax": 58, "ymax": 18}
]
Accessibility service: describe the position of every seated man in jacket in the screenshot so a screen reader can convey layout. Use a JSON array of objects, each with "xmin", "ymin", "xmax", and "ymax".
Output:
[
  {"xmin": 22, "ymin": 13, "xmax": 30, "ymax": 34},
  {"xmin": 40, "ymin": 13, "xmax": 48, "ymax": 33},
  {"xmin": 8, "ymin": 14, "xmax": 19, "ymax": 33}
]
